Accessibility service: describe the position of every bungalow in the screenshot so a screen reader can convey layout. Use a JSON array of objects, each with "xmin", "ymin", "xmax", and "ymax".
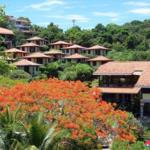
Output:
[
  {"xmin": 26, "ymin": 36, "xmax": 48, "ymax": 46},
  {"xmin": 63, "ymin": 53, "xmax": 89, "ymax": 63},
  {"xmin": 44, "ymin": 49, "xmax": 65, "ymax": 60},
  {"xmin": 24, "ymin": 52, "xmax": 53, "ymax": 65},
  {"xmin": 85, "ymin": 45, "xmax": 109, "ymax": 56},
  {"xmin": 0, "ymin": 27, "xmax": 14, "ymax": 48},
  {"xmin": 8, "ymin": 16, "xmax": 34, "ymax": 37},
  {"xmin": 88, "ymin": 56, "xmax": 111, "ymax": 68},
  {"xmin": 5, "ymin": 48, "xmax": 27, "ymax": 59},
  {"xmin": 94, "ymin": 61, "xmax": 150, "ymax": 118},
  {"xmin": 13, "ymin": 59, "xmax": 40, "ymax": 75},
  {"xmin": 50, "ymin": 41, "xmax": 72, "ymax": 49},
  {"xmin": 62, "ymin": 44, "xmax": 86, "ymax": 55},
  {"xmin": 19, "ymin": 42, "xmax": 41, "ymax": 53}
]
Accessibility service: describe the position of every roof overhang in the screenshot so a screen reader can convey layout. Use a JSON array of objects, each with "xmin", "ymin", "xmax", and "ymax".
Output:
[
  {"xmin": 100, "ymin": 87, "xmax": 141, "ymax": 94},
  {"xmin": 93, "ymin": 73, "xmax": 133, "ymax": 76}
]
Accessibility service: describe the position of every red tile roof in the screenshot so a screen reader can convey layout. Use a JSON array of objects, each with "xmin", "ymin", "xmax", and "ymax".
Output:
[
  {"xmin": 13, "ymin": 59, "xmax": 40, "ymax": 66},
  {"xmin": 88, "ymin": 56, "xmax": 111, "ymax": 62},
  {"xmin": 86, "ymin": 45, "xmax": 109, "ymax": 50},
  {"xmin": 24, "ymin": 52, "xmax": 52, "ymax": 58},
  {"xmin": 0, "ymin": 27, "xmax": 14, "ymax": 35},
  {"xmin": 5, "ymin": 48, "xmax": 27, "ymax": 53},
  {"xmin": 64, "ymin": 53, "xmax": 89, "ymax": 59},
  {"xmin": 63, "ymin": 44, "xmax": 86, "ymax": 50},
  {"xmin": 94, "ymin": 61, "xmax": 150, "ymax": 87},
  {"xmin": 51, "ymin": 41, "xmax": 71, "ymax": 45},
  {"xmin": 20, "ymin": 42, "xmax": 40, "ymax": 47}
]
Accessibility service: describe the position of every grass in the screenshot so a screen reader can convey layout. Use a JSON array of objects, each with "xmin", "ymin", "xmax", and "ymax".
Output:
[{"xmin": 0, "ymin": 76, "xmax": 28, "ymax": 88}]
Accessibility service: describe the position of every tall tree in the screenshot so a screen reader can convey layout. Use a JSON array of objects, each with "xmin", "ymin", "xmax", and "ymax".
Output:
[
  {"xmin": 39, "ymin": 23, "xmax": 64, "ymax": 42},
  {"xmin": 0, "ymin": 5, "xmax": 8, "ymax": 27}
]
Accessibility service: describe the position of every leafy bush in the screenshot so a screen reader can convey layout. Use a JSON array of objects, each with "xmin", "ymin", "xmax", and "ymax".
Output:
[
  {"xmin": 9, "ymin": 69, "xmax": 31, "ymax": 80},
  {"xmin": 0, "ymin": 60, "xmax": 13, "ymax": 75},
  {"xmin": 75, "ymin": 63, "xmax": 93, "ymax": 81},
  {"xmin": 0, "ymin": 76, "xmax": 27, "ymax": 87},
  {"xmin": 41, "ymin": 62, "xmax": 93, "ymax": 81},
  {"xmin": 40, "ymin": 61, "xmax": 63, "ymax": 77},
  {"xmin": 59, "ymin": 70, "xmax": 77, "ymax": 81},
  {"xmin": 112, "ymin": 139, "xmax": 148, "ymax": 150}
]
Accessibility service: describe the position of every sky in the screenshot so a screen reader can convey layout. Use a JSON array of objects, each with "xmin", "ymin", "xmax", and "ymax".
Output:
[{"xmin": 1, "ymin": 0, "xmax": 150, "ymax": 30}]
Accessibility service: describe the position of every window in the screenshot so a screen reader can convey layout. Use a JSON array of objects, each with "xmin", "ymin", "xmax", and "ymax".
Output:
[{"xmin": 93, "ymin": 61, "xmax": 97, "ymax": 66}]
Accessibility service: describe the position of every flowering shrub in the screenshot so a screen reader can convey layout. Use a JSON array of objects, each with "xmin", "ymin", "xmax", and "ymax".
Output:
[{"xmin": 0, "ymin": 78, "xmax": 139, "ymax": 143}]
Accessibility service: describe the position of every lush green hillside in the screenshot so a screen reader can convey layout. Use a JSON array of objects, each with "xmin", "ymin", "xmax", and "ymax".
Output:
[{"xmin": 1, "ymin": 6, "xmax": 150, "ymax": 61}]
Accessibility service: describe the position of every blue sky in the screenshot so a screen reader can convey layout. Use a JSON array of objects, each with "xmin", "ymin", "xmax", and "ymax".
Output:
[{"xmin": 1, "ymin": 0, "xmax": 150, "ymax": 30}]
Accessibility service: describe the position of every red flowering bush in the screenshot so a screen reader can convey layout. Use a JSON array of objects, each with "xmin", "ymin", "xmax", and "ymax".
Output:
[{"xmin": 0, "ymin": 78, "xmax": 139, "ymax": 143}]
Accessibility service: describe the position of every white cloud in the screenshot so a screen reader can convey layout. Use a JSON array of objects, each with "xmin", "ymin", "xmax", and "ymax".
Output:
[
  {"xmin": 29, "ymin": 0, "xmax": 65, "ymax": 10},
  {"xmin": 93, "ymin": 12, "xmax": 119, "ymax": 18},
  {"xmin": 93, "ymin": 12, "xmax": 119, "ymax": 22},
  {"xmin": 47, "ymin": 14, "xmax": 89, "ymax": 23},
  {"xmin": 124, "ymin": 1, "xmax": 150, "ymax": 7},
  {"xmin": 129, "ymin": 8, "xmax": 150, "ymax": 14}
]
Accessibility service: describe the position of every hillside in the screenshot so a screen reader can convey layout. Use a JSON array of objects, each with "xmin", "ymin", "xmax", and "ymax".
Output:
[{"xmin": 1, "ymin": 6, "xmax": 150, "ymax": 61}]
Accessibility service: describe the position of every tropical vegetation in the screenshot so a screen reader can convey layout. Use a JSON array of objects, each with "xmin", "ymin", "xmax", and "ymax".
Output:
[{"xmin": 0, "ymin": 78, "xmax": 145, "ymax": 149}]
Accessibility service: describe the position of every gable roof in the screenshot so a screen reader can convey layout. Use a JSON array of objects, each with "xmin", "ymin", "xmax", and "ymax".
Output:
[
  {"xmin": 24, "ymin": 52, "xmax": 52, "ymax": 58},
  {"xmin": 44, "ymin": 49, "xmax": 64, "ymax": 55},
  {"xmin": 13, "ymin": 59, "xmax": 40, "ymax": 66},
  {"xmin": 64, "ymin": 53, "xmax": 89, "ymax": 59},
  {"xmin": 27, "ymin": 36, "xmax": 44, "ymax": 41},
  {"xmin": 5, "ymin": 48, "xmax": 27, "ymax": 53},
  {"xmin": 20, "ymin": 42, "xmax": 40, "ymax": 47},
  {"xmin": 94, "ymin": 61, "xmax": 150, "ymax": 88},
  {"xmin": 51, "ymin": 41, "xmax": 71, "ymax": 45},
  {"xmin": 86, "ymin": 45, "xmax": 109, "ymax": 50},
  {"xmin": 88, "ymin": 56, "xmax": 111, "ymax": 62},
  {"xmin": 0, "ymin": 27, "xmax": 14, "ymax": 35},
  {"xmin": 64, "ymin": 44, "xmax": 86, "ymax": 50}
]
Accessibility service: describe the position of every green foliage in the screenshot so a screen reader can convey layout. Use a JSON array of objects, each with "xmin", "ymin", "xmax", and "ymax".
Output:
[
  {"xmin": 0, "ymin": 60, "xmax": 13, "ymax": 75},
  {"xmin": 1, "ymin": 5, "xmax": 150, "ymax": 61},
  {"xmin": 65, "ymin": 26, "xmax": 82, "ymax": 43},
  {"xmin": 108, "ymin": 50, "xmax": 150, "ymax": 61},
  {"xmin": 13, "ymin": 29, "xmax": 27, "ymax": 46},
  {"xmin": 59, "ymin": 70, "xmax": 78, "ymax": 81},
  {"xmin": 0, "ymin": 5, "xmax": 8, "ymax": 27},
  {"xmin": 40, "ymin": 61, "xmax": 63, "ymax": 78},
  {"xmin": 112, "ymin": 139, "xmax": 148, "ymax": 150},
  {"xmin": 75, "ymin": 63, "xmax": 93, "ymax": 81},
  {"xmin": 40, "ymin": 61, "xmax": 93, "ymax": 81},
  {"xmin": 9, "ymin": 69, "xmax": 31, "ymax": 80},
  {"xmin": 0, "ymin": 76, "xmax": 28, "ymax": 87},
  {"xmin": 29, "ymin": 113, "xmax": 49, "ymax": 147},
  {"xmin": 0, "ymin": 106, "xmax": 28, "ymax": 150},
  {"xmin": 39, "ymin": 23, "xmax": 64, "ymax": 42},
  {"xmin": 41, "ymin": 45, "xmax": 49, "ymax": 52}
]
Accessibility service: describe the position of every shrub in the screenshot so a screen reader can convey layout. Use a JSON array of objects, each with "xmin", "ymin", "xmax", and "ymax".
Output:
[
  {"xmin": 0, "ymin": 60, "xmax": 13, "ymax": 75},
  {"xmin": 75, "ymin": 63, "xmax": 93, "ymax": 81},
  {"xmin": 40, "ymin": 61, "xmax": 62, "ymax": 77},
  {"xmin": 0, "ymin": 76, "xmax": 27, "ymax": 87},
  {"xmin": 9, "ymin": 69, "xmax": 31, "ymax": 80},
  {"xmin": 112, "ymin": 139, "xmax": 148, "ymax": 150},
  {"xmin": 59, "ymin": 70, "xmax": 77, "ymax": 81}
]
